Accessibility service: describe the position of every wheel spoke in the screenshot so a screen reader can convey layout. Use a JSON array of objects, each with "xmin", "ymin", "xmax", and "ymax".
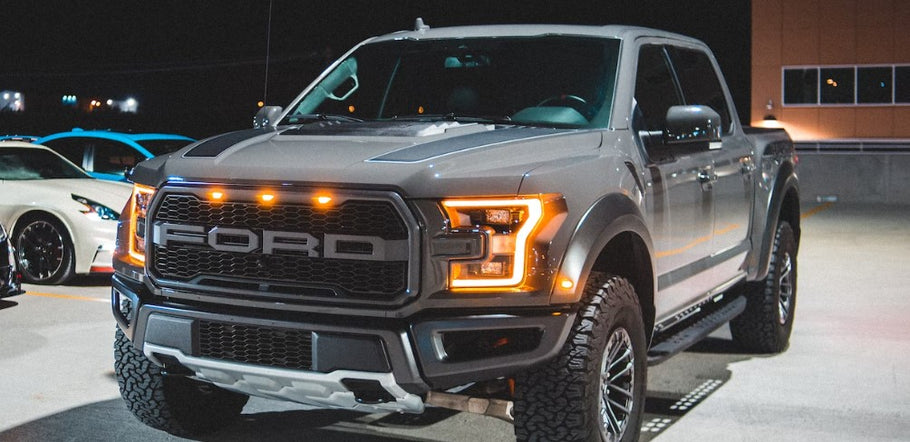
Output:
[
  {"xmin": 608, "ymin": 398, "xmax": 631, "ymax": 415},
  {"xmin": 607, "ymin": 346, "xmax": 632, "ymax": 371},
  {"xmin": 607, "ymin": 382, "xmax": 633, "ymax": 399},
  {"xmin": 608, "ymin": 361, "xmax": 633, "ymax": 382}
]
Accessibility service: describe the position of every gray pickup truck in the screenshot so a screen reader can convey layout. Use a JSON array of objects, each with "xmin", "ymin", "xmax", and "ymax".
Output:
[{"xmin": 112, "ymin": 22, "xmax": 799, "ymax": 441}]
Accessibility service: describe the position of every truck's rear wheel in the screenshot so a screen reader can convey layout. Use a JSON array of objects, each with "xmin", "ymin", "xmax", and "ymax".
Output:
[
  {"xmin": 731, "ymin": 220, "xmax": 797, "ymax": 353},
  {"xmin": 513, "ymin": 274, "xmax": 646, "ymax": 441},
  {"xmin": 114, "ymin": 328, "xmax": 249, "ymax": 436}
]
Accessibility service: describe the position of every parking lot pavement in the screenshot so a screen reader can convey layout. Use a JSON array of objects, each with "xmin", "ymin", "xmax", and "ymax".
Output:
[{"xmin": 1, "ymin": 203, "xmax": 909, "ymax": 441}]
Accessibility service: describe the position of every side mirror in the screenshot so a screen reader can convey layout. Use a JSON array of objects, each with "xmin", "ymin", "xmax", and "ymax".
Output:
[
  {"xmin": 664, "ymin": 105, "xmax": 722, "ymax": 145},
  {"xmin": 253, "ymin": 106, "xmax": 283, "ymax": 129}
]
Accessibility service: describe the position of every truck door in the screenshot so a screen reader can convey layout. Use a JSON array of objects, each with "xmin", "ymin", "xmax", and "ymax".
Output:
[
  {"xmin": 668, "ymin": 46, "xmax": 753, "ymax": 283},
  {"xmin": 633, "ymin": 44, "xmax": 718, "ymax": 316}
]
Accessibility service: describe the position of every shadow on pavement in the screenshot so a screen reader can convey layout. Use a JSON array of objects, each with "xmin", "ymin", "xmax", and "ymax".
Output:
[
  {"xmin": 640, "ymin": 336, "xmax": 757, "ymax": 440},
  {"xmin": 0, "ymin": 399, "xmax": 462, "ymax": 442}
]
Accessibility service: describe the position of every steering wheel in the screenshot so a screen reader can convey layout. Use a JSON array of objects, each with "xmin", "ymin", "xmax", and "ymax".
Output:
[{"xmin": 537, "ymin": 94, "xmax": 588, "ymax": 113}]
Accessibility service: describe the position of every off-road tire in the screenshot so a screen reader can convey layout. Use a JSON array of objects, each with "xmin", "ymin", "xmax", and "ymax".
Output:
[
  {"xmin": 731, "ymin": 221, "xmax": 798, "ymax": 353},
  {"xmin": 14, "ymin": 215, "xmax": 75, "ymax": 285},
  {"xmin": 514, "ymin": 274, "xmax": 647, "ymax": 442},
  {"xmin": 114, "ymin": 328, "xmax": 249, "ymax": 436}
]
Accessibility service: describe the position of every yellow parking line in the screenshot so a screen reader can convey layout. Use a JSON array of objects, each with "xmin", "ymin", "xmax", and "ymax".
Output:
[
  {"xmin": 25, "ymin": 291, "xmax": 108, "ymax": 303},
  {"xmin": 801, "ymin": 202, "xmax": 834, "ymax": 219}
]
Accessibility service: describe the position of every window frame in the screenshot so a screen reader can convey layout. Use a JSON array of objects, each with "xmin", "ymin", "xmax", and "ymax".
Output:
[{"xmin": 782, "ymin": 64, "xmax": 910, "ymax": 107}]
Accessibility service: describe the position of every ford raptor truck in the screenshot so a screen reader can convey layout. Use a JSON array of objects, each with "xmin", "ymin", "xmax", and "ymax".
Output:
[{"xmin": 111, "ymin": 23, "xmax": 799, "ymax": 441}]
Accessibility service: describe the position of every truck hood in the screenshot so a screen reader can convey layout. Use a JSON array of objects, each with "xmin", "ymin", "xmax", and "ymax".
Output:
[{"xmin": 132, "ymin": 121, "xmax": 602, "ymax": 197}]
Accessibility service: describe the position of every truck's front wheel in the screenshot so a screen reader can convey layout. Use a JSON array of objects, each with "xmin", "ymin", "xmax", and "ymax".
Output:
[
  {"xmin": 114, "ymin": 329, "xmax": 249, "ymax": 436},
  {"xmin": 513, "ymin": 274, "xmax": 646, "ymax": 441}
]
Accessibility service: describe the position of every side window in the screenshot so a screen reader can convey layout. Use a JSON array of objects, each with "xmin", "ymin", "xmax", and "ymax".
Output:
[
  {"xmin": 667, "ymin": 47, "xmax": 733, "ymax": 132},
  {"xmin": 40, "ymin": 138, "xmax": 86, "ymax": 167},
  {"xmin": 92, "ymin": 140, "xmax": 143, "ymax": 175},
  {"xmin": 634, "ymin": 45, "xmax": 682, "ymax": 139}
]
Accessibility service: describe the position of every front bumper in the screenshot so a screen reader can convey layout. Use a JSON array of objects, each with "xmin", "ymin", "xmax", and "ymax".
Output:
[{"xmin": 112, "ymin": 274, "xmax": 574, "ymax": 412}]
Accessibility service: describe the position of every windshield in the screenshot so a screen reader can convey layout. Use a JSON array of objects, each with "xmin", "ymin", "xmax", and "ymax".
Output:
[
  {"xmin": 0, "ymin": 147, "xmax": 90, "ymax": 180},
  {"xmin": 284, "ymin": 36, "xmax": 620, "ymax": 128},
  {"xmin": 135, "ymin": 138, "xmax": 194, "ymax": 157}
]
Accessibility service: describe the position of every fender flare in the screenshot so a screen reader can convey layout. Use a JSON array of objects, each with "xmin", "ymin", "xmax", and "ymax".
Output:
[
  {"xmin": 550, "ymin": 193, "xmax": 655, "ymax": 307},
  {"xmin": 754, "ymin": 166, "xmax": 800, "ymax": 281}
]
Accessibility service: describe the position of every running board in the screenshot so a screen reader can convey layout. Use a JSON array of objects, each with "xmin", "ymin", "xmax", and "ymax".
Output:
[{"xmin": 647, "ymin": 295, "xmax": 746, "ymax": 366}]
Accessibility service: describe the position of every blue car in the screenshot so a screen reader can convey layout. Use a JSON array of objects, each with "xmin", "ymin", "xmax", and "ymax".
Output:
[{"xmin": 36, "ymin": 129, "xmax": 195, "ymax": 181}]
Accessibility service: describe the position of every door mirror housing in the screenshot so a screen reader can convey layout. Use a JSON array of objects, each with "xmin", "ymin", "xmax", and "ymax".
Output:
[
  {"xmin": 253, "ymin": 106, "xmax": 283, "ymax": 129},
  {"xmin": 664, "ymin": 105, "xmax": 722, "ymax": 145}
]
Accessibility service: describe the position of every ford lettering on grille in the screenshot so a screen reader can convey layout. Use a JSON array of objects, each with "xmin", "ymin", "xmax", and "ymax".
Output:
[{"xmin": 152, "ymin": 222, "xmax": 408, "ymax": 261}]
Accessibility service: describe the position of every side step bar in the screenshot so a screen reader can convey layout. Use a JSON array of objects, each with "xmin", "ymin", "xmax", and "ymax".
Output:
[{"xmin": 647, "ymin": 295, "xmax": 746, "ymax": 366}]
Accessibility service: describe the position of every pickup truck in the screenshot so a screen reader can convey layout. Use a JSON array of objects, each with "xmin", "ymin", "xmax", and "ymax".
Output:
[{"xmin": 112, "ymin": 22, "xmax": 799, "ymax": 441}]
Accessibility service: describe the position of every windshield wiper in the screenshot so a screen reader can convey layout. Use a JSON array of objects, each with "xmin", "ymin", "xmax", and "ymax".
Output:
[{"xmin": 285, "ymin": 113, "xmax": 364, "ymax": 124}]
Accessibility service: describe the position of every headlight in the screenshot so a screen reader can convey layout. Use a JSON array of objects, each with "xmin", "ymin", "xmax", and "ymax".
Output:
[
  {"xmin": 72, "ymin": 194, "xmax": 120, "ymax": 220},
  {"xmin": 441, "ymin": 195, "xmax": 561, "ymax": 290},
  {"xmin": 121, "ymin": 183, "xmax": 156, "ymax": 266}
]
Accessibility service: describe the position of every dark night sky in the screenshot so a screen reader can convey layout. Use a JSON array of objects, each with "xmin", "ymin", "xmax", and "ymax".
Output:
[{"xmin": 1, "ymin": 1, "xmax": 751, "ymax": 138}]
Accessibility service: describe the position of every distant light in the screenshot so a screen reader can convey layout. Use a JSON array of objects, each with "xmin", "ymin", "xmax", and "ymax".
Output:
[
  {"xmin": 348, "ymin": 105, "xmax": 355, "ymax": 113},
  {"xmin": 418, "ymin": 106, "xmax": 425, "ymax": 114},
  {"xmin": 2, "ymin": 93, "xmax": 8, "ymax": 100},
  {"xmin": 257, "ymin": 101, "xmax": 264, "ymax": 108},
  {"xmin": 125, "ymin": 98, "xmax": 137, "ymax": 106},
  {"xmin": 14, "ymin": 92, "xmax": 20, "ymax": 99},
  {"xmin": 106, "ymin": 99, "xmax": 113, "ymax": 106}
]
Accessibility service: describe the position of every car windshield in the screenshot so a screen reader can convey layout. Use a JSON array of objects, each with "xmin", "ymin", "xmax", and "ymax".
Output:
[
  {"xmin": 135, "ymin": 138, "xmax": 194, "ymax": 156},
  {"xmin": 284, "ymin": 36, "xmax": 620, "ymax": 129},
  {"xmin": 0, "ymin": 147, "xmax": 90, "ymax": 180}
]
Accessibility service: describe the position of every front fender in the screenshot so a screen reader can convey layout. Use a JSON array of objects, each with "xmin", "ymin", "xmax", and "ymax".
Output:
[{"xmin": 550, "ymin": 193, "xmax": 655, "ymax": 305}]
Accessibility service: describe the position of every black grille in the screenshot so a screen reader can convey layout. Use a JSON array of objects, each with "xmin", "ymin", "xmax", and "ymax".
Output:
[
  {"xmin": 198, "ymin": 321, "xmax": 312, "ymax": 370},
  {"xmin": 155, "ymin": 194, "xmax": 407, "ymax": 238},
  {"xmin": 153, "ymin": 246, "xmax": 407, "ymax": 296},
  {"xmin": 150, "ymin": 191, "xmax": 411, "ymax": 301}
]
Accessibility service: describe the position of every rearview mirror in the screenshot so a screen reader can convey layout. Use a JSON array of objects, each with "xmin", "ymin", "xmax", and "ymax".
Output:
[
  {"xmin": 664, "ymin": 105, "xmax": 722, "ymax": 145},
  {"xmin": 253, "ymin": 106, "xmax": 283, "ymax": 129}
]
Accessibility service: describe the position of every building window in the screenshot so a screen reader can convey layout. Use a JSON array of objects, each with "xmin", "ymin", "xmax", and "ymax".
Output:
[
  {"xmin": 783, "ymin": 64, "xmax": 909, "ymax": 106},
  {"xmin": 857, "ymin": 67, "xmax": 893, "ymax": 104},
  {"xmin": 819, "ymin": 68, "xmax": 855, "ymax": 104},
  {"xmin": 896, "ymin": 67, "xmax": 910, "ymax": 103},
  {"xmin": 783, "ymin": 68, "xmax": 818, "ymax": 105}
]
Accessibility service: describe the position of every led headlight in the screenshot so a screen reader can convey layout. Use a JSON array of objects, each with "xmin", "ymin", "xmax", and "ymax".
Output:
[
  {"xmin": 72, "ymin": 194, "xmax": 120, "ymax": 220},
  {"xmin": 441, "ymin": 196, "xmax": 550, "ymax": 289},
  {"xmin": 125, "ymin": 184, "xmax": 156, "ymax": 265}
]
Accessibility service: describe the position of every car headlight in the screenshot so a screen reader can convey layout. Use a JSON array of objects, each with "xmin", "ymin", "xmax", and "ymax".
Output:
[
  {"xmin": 72, "ymin": 194, "xmax": 120, "ymax": 220},
  {"xmin": 440, "ymin": 195, "xmax": 564, "ymax": 290},
  {"xmin": 115, "ymin": 183, "xmax": 156, "ymax": 266}
]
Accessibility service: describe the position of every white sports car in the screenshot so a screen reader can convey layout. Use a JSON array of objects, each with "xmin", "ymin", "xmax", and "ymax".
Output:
[{"xmin": 0, "ymin": 141, "xmax": 132, "ymax": 284}]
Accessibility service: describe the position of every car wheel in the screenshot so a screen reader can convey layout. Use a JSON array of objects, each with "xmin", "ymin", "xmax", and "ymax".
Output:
[
  {"xmin": 730, "ymin": 220, "xmax": 798, "ymax": 353},
  {"xmin": 514, "ymin": 273, "xmax": 647, "ymax": 441},
  {"xmin": 114, "ymin": 328, "xmax": 249, "ymax": 436},
  {"xmin": 14, "ymin": 216, "xmax": 75, "ymax": 285}
]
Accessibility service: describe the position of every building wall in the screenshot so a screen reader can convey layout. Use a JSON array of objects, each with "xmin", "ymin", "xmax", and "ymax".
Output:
[{"xmin": 751, "ymin": 0, "xmax": 910, "ymax": 140}]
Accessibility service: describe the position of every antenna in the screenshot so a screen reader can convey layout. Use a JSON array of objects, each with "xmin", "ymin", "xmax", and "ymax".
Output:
[{"xmin": 263, "ymin": 0, "xmax": 274, "ymax": 105}]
